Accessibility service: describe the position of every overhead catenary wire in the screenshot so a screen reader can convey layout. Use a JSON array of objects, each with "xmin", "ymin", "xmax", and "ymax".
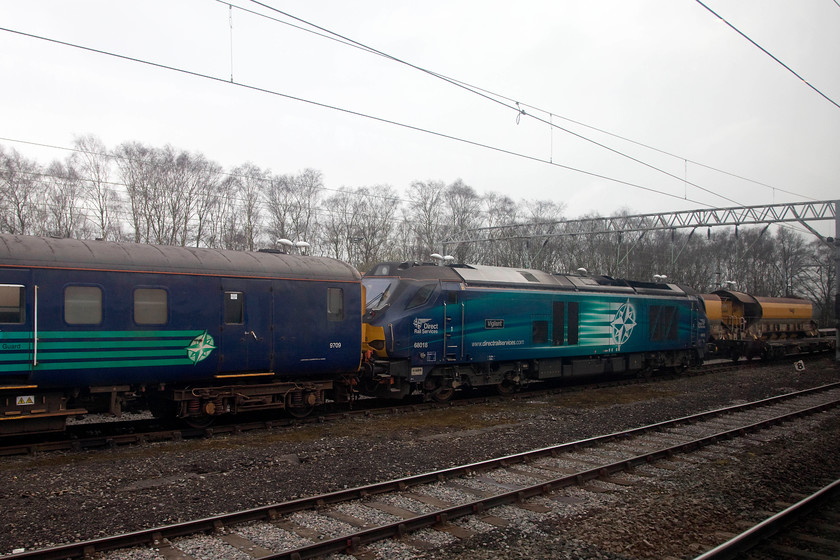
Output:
[
  {"xmin": 0, "ymin": 25, "xmax": 719, "ymax": 209},
  {"xmin": 694, "ymin": 0, "xmax": 840, "ymax": 111},
  {"xmin": 232, "ymin": 0, "xmax": 819, "ymax": 204},
  {"xmin": 239, "ymin": 1, "xmax": 743, "ymax": 207}
]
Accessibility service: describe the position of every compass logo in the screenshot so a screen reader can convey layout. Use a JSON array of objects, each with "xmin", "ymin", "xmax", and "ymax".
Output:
[
  {"xmin": 186, "ymin": 331, "xmax": 216, "ymax": 364},
  {"xmin": 610, "ymin": 301, "xmax": 637, "ymax": 347}
]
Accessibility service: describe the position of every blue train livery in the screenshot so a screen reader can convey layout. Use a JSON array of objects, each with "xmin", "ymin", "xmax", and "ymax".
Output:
[
  {"xmin": 0, "ymin": 234, "xmax": 362, "ymax": 433},
  {"xmin": 362, "ymin": 261, "xmax": 707, "ymax": 401}
]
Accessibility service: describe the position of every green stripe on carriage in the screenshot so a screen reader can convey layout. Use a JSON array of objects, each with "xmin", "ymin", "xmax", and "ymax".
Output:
[
  {"xmin": 0, "ymin": 330, "xmax": 204, "ymax": 339},
  {"xmin": 0, "ymin": 363, "xmax": 31, "ymax": 372},
  {"xmin": 0, "ymin": 355, "xmax": 197, "ymax": 371},
  {"xmin": 32, "ymin": 358, "xmax": 196, "ymax": 370},
  {"xmin": 35, "ymin": 349, "xmax": 189, "ymax": 360},
  {"xmin": 0, "ymin": 340, "xmax": 193, "ymax": 352},
  {"xmin": 0, "ymin": 352, "xmax": 31, "ymax": 361}
]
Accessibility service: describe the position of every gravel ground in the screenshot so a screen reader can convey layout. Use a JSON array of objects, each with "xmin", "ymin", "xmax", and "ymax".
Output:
[{"xmin": 1, "ymin": 358, "xmax": 839, "ymax": 559}]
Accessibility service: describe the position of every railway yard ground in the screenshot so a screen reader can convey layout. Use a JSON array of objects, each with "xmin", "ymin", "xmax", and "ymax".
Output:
[{"xmin": 2, "ymin": 358, "xmax": 840, "ymax": 559}]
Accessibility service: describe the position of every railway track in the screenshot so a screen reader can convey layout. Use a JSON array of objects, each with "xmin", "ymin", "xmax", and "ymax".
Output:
[
  {"xmin": 0, "ymin": 357, "xmax": 792, "ymax": 457},
  {"xmin": 5, "ymin": 381, "xmax": 839, "ymax": 560},
  {"xmin": 694, "ymin": 478, "xmax": 840, "ymax": 559}
]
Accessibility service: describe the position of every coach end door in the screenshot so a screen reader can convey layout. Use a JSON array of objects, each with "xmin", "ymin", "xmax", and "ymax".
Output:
[{"xmin": 219, "ymin": 280, "xmax": 274, "ymax": 374}]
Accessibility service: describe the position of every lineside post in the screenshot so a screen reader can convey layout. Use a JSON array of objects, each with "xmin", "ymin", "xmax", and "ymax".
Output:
[{"xmin": 835, "ymin": 200, "xmax": 839, "ymax": 363}]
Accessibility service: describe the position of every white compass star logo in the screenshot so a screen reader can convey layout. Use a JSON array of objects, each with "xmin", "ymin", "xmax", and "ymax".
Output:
[
  {"xmin": 610, "ymin": 302, "xmax": 637, "ymax": 347},
  {"xmin": 186, "ymin": 331, "xmax": 216, "ymax": 364}
]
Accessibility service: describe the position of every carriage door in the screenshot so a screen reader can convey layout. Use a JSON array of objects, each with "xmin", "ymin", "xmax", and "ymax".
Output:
[
  {"xmin": 0, "ymin": 269, "xmax": 32, "ymax": 374},
  {"xmin": 443, "ymin": 291, "xmax": 464, "ymax": 361},
  {"xmin": 219, "ymin": 280, "xmax": 274, "ymax": 373}
]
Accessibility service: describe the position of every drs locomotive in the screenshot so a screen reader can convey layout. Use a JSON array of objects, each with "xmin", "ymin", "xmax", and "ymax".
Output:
[{"xmin": 361, "ymin": 261, "xmax": 708, "ymax": 401}]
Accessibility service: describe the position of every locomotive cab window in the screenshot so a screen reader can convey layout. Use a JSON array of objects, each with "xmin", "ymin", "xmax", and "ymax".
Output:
[
  {"xmin": 65, "ymin": 286, "xmax": 102, "ymax": 325},
  {"xmin": 134, "ymin": 288, "xmax": 168, "ymax": 325},
  {"xmin": 327, "ymin": 287, "xmax": 344, "ymax": 321},
  {"xmin": 0, "ymin": 285, "xmax": 25, "ymax": 324},
  {"xmin": 224, "ymin": 291, "xmax": 244, "ymax": 324},
  {"xmin": 407, "ymin": 284, "xmax": 435, "ymax": 309}
]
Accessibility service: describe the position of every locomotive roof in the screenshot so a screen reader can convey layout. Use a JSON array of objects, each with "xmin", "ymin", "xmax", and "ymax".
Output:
[
  {"xmin": 0, "ymin": 234, "xmax": 361, "ymax": 282},
  {"xmin": 365, "ymin": 261, "xmax": 688, "ymax": 296}
]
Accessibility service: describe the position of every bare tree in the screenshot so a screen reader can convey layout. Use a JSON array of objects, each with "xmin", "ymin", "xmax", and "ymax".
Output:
[
  {"xmin": 474, "ymin": 192, "xmax": 518, "ymax": 266},
  {"xmin": 0, "ymin": 147, "xmax": 45, "ymax": 235},
  {"xmin": 264, "ymin": 168, "xmax": 323, "ymax": 249},
  {"xmin": 406, "ymin": 179, "xmax": 446, "ymax": 259},
  {"xmin": 72, "ymin": 134, "xmax": 122, "ymax": 240},
  {"xmin": 43, "ymin": 159, "xmax": 89, "ymax": 238},
  {"xmin": 227, "ymin": 163, "xmax": 267, "ymax": 251},
  {"xmin": 188, "ymin": 156, "xmax": 225, "ymax": 248},
  {"xmin": 320, "ymin": 187, "xmax": 358, "ymax": 263},
  {"xmin": 114, "ymin": 141, "xmax": 161, "ymax": 243},
  {"xmin": 774, "ymin": 226, "xmax": 810, "ymax": 296},
  {"xmin": 443, "ymin": 179, "xmax": 481, "ymax": 264},
  {"xmin": 800, "ymin": 239, "xmax": 836, "ymax": 326},
  {"xmin": 355, "ymin": 186, "xmax": 397, "ymax": 271},
  {"xmin": 519, "ymin": 199, "xmax": 565, "ymax": 271}
]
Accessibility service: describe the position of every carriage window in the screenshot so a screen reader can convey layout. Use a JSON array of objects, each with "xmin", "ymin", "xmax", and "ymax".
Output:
[
  {"xmin": 327, "ymin": 288, "xmax": 344, "ymax": 321},
  {"xmin": 134, "ymin": 288, "xmax": 168, "ymax": 325},
  {"xmin": 65, "ymin": 286, "xmax": 102, "ymax": 324},
  {"xmin": 224, "ymin": 291, "xmax": 244, "ymax": 324},
  {"xmin": 0, "ymin": 285, "xmax": 24, "ymax": 323}
]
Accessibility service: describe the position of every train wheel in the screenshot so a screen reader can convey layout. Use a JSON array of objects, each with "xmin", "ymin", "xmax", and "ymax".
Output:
[
  {"xmin": 497, "ymin": 379, "xmax": 518, "ymax": 395},
  {"xmin": 286, "ymin": 392, "xmax": 315, "ymax": 418},
  {"xmin": 430, "ymin": 386, "xmax": 455, "ymax": 403}
]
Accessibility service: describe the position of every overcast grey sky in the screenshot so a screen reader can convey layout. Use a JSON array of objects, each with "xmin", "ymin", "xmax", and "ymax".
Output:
[{"xmin": 1, "ymin": 1, "xmax": 838, "ymax": 235}]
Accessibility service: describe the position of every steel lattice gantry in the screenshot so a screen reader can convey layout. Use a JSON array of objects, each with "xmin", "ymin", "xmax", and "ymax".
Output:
[{"xmin": 442, "ymin": 200, "xmax": 838, "ymax": 243}]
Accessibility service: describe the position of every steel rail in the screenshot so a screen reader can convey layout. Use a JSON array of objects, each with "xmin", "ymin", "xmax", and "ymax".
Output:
[
  {"xmin": 255, "ymin": 398, "xmax": 840, "ymax": 560},
  {"xmin": 692, "ymin": 478, "xmax": 840, "ymax": 560},
  {"xmin": 0, "ymin": 356, "xmax": 821, "ymax": 456},
  {"xmin": 5, "ymin": 382, "xmax": 840, "ymax": 560}
]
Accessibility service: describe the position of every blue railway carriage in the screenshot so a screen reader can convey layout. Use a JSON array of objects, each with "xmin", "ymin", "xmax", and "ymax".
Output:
[
  {"xmin": 0, "ymin": 234, "xmax": 362, "ymax": 435},
  {"xmin": 362, "ymin": 261, "xmax": 707, "ymax": 401}
]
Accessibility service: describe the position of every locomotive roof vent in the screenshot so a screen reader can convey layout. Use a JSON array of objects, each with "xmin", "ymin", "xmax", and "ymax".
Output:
[
  {"xmin": 274, "ymin": 238, "xmax": 294, "ymax": 253},
  {"xmin": 430, "ymin": 253, "xmax": 455, "ymax": 266},
  {"xmin": 295, "ymin": 241, "xmax": 310, "ymax": 255}
]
